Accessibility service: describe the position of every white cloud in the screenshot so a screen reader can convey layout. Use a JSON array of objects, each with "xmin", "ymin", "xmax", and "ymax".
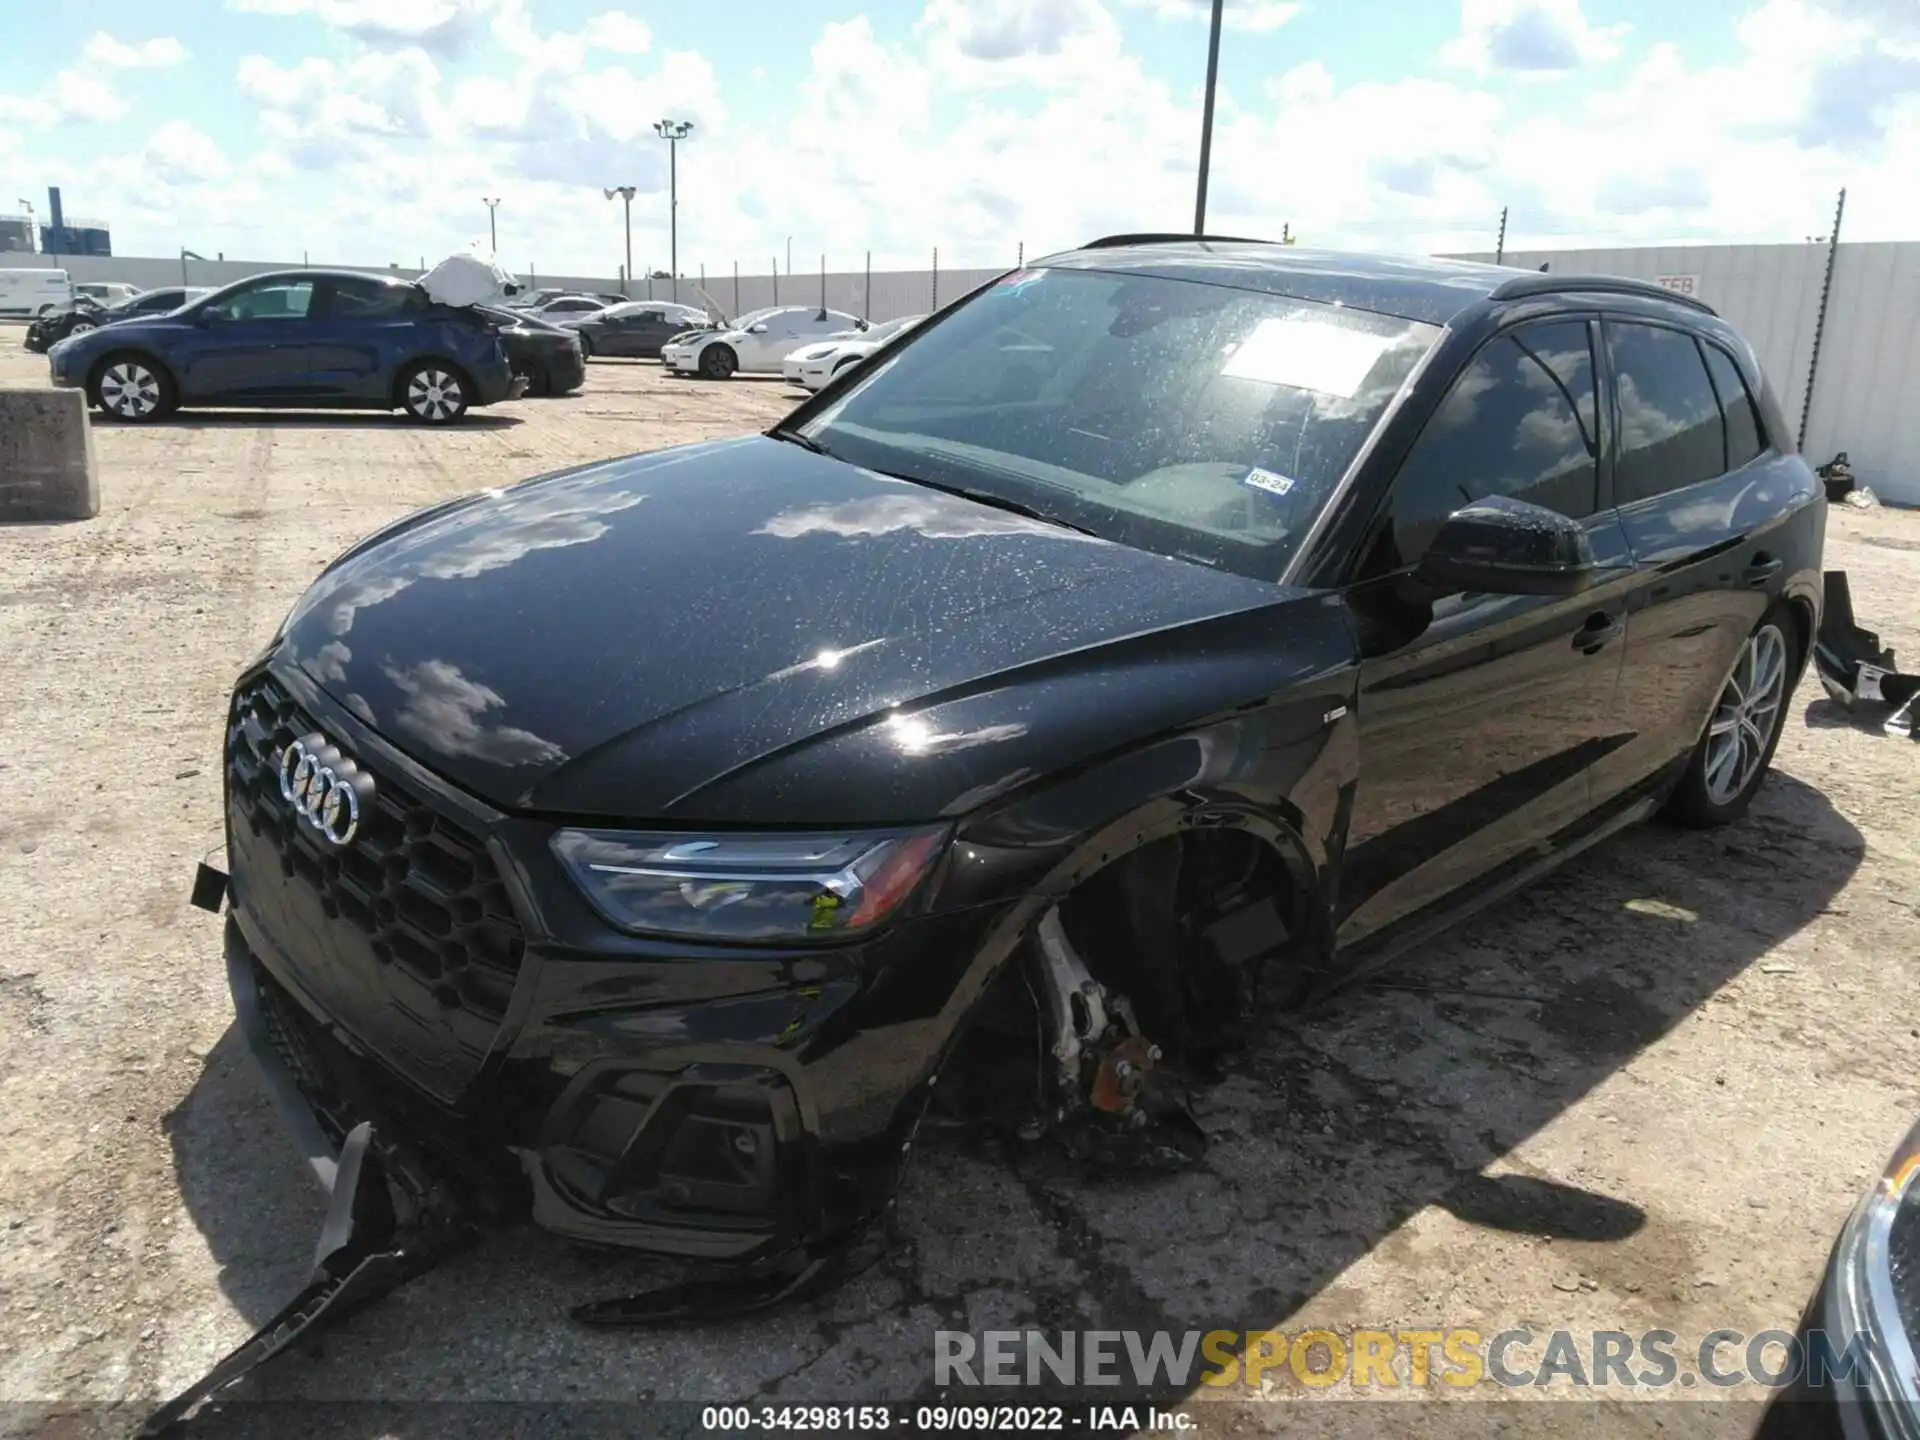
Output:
[
  {"xmin": 1442, "ymin": 0, "xmax": 1628, "ymax": 73},
  {"xmin": 10, "ymin": 0, "xmax": 1920, "ymax": 277},
  {"xmin": 1123, "ymin": 0, "xmax": 1302, "ymax": 31},
  {"xmin": 81, "ymin": 34, "xmax": 188, "ymax": 68},
  {"xmin": 582, "ymin": 11, "xmax": 652, "ymax": 54},
  {"xmin": 227, "ymin": 0, "xmax": 500, "ymax": 56}
]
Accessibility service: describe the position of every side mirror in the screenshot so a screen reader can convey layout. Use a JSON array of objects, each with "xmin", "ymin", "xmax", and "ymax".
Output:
[
  {"xmin": 192, "ymin": 309, "xmax": 219, "ymax": 327},
  {"xmin": 1415, "ymin": 495, "xmax": 1599, "ymax": 597},
  {"xmin": 748, "ymin": 323, "xmax": 769, "ymax": 334}
]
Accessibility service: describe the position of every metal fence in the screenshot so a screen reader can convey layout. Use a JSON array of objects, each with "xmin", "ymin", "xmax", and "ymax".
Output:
[{"xmin": 6, "ymin": 238, "xmax": 1915, "ymax": 504}]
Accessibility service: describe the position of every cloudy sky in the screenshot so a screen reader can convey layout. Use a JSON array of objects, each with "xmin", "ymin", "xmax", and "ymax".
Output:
[{"xmin": 2, "ymin": 0, "xmax": 1917, "ymax": 278}]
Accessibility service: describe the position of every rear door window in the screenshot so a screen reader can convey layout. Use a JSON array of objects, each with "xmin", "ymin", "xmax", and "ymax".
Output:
[
  {"xmin": 1607, "ymin": 321, "xmax": 1726, "ymax": 504},
  {"xmin": 1701, "ymin": 342, "xmax": 1765, "ymax": 470}
]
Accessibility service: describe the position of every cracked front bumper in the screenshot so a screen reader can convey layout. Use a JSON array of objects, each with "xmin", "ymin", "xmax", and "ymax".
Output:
[{"xmin": 221, "ymin": 662, "xmax": 1024, "ymax": 1260}]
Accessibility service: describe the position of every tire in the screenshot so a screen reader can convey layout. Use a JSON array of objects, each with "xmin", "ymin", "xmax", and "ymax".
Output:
[
  {"xmin": 89, "ymin": 354, "xmax": 176, "ymax": 422},
  {"xmin": 577, "ymin": 333, "xmax": 594, "ymax": 359},
  {"xmin": 509, "ymin": 358, "xmax": 550, "ymax": 398},
  {"xmin": 69, "ymin": 320, "xmax": 96, "ymax": 336},
  {"xmin": 699, "ymin": 343, "xmax": 737, "ymax": 380},
  {"xmin": 1663, "ymin": 608, "xmax": 1800, "ymax": 828},
  {"xmin": 399, "ymin": 361, "xmax": 470, "ymax": 424}
]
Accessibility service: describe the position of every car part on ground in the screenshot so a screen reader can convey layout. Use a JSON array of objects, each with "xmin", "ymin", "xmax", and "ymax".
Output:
[
  {"xmin": 44, "ymin": 268, "xmax": 515, "ymax": 422},
  {"xmin": 169, "ymin": 239, "xmax": 1823, "ymax": 1405},
  {"xmin": 1817, "ymin": 451, "xmax": 1857, "ymax": 503},
  {"xmin": 1815, "ymin": 570, "xmax": 1919, "ymax": 739}
]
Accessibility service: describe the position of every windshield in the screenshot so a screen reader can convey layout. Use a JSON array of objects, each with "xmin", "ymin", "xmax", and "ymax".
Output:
[{"xmin": 800, "ymin": 268, "xmax": 1437, "ymax": 581}]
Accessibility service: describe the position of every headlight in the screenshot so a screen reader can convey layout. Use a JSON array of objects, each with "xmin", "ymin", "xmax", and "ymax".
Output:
[
  {"xmin": 551, "ymin": 826, "xmax": 950, "ymax": 943},
  {"xmin": 1824, "ymin": 1117, "xmax": 1920, "ymax": 1431}
]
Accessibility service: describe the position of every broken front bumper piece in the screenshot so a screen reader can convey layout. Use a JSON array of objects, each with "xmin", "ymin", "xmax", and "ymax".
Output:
[{"xmin": 1813, "ymin": 571, "xmax": 1919, "ymax": 738}]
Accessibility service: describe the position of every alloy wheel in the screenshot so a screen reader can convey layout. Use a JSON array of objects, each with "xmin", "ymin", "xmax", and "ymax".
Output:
[
  {"xmin": 408, "ymin": 369, "xmax": 463, "ymax": 421},
  {"xmin": 100, "ymin": 362, "xmax": 161, "ymax": 419},
  {"xmin": 71, "ymin": 321, "xmax": 96, "ymax": 334},
  {"xmin": 1703, "ymin": 623, "xmax": 1787, "ymax": 806}
]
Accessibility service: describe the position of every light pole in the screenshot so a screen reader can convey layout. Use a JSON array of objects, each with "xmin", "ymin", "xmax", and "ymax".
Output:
[
  {"xmin": 653, "ymin": 118, "xmax": 693, "ymax": 302},
  {"xmin": 604, "ymin": 185, "xmax": 637, "ymax": 296},
  {"xmin": 482, "ymin": 196, "xmax": 500, "ymax": 253},
  {"xmin": 1193, "ymin": 0, "xmax": 1224, "ymax": 233}
]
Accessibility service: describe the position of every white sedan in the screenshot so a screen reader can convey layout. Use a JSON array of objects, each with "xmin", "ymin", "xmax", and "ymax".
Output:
[
  {"xmin": 661, "ymin": 306, "xmax": 864, "ymax": 379},
  {"xmin": 782, "ymin": 313, "xmax": 925, "ymax": 390}
]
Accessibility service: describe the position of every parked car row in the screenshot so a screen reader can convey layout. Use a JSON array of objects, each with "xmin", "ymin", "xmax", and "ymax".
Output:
[
  {"xmin": 27, "ymin": 260, "xmax": 932, "ymax": 421},
  {"xmin": 44, "ymin": 269, "xmax": 530, "ymax": 423}
]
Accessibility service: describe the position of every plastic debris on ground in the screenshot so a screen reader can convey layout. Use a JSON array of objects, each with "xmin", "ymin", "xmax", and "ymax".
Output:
[{"xmin": 1813, "ymin": 570, "xmax": 1919, "ymax": 741}]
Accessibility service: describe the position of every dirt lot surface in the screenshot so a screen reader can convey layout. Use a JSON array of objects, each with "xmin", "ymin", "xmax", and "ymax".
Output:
[{"xmin": 1, "ymin": 327, "xmax": 1917, "ymax": 1439}]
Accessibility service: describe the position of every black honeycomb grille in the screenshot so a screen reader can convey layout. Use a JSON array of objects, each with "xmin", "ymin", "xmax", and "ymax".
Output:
[{"xmin": 226, "ymin": 672, "xmax": 525, "ymax": 1026}]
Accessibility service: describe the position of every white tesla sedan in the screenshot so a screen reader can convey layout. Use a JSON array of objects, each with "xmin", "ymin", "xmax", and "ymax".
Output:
[
  {"xmin": 661, "ymin": 306, "xmax": 864, "ymax": 379},
  {"xmin": 781, "ymin": 313, "xmax": 925, "ymax": 391}
]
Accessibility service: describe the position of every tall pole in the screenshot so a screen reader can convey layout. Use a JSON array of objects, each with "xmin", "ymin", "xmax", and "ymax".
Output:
[
  {"xmin": 819, "ymin": 253, "xmax": 825, "ymax": 312},
  {"xmin": 1193, "ymin": 0, "xmax": 1224, "ymax": 234},
  {"xmin": 1799, "ymin": 187, "xmax": 1847, "ymax": 452},
  {"xmin": 773, "ymin": 255, "xmax": 779, "ymax": 304},
  {"xmin": 605, "ymin": 186, "xmax": 638, "ymax": 297},
  {"xmin": 654, "ymin": 120, "xmax": 693, "ymax": 303},
  {"xmin": 733, "ymin": 260, "xmax": 739, "ymax": 317},
  {"xmin": 864, "ymin": 250, "xmax": 871, "ymax": 321},
  {"xmin": 786, "ymin": 235, "xmax": 792, "ymax": 278},
  {"xmin": 483, "ymin": 197, "xmax": 500, "ymax": 253},
  {"xmin": 1495, "ymin": 206, "xmax": 1508, "ymax": 265}
]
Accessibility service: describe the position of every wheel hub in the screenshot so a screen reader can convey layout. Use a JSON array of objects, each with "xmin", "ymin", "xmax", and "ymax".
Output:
[{"xmin": 1704, "ymin": 624, "xmax": 1787, "ymax": 805}]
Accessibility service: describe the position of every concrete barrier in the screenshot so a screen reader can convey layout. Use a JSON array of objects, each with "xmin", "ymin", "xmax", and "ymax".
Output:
[{"xmin": 0, "ymin": 389, "xmax": 99, "ymax": 521}]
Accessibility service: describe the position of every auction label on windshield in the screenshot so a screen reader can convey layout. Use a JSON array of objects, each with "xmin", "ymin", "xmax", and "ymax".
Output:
[{"xmin": 1241, "ymin": 467, "xmax": 1295, "ymax": 498}]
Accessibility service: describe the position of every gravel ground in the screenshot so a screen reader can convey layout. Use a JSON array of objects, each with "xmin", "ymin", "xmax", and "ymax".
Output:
[{"xmin": 1, "ymin": 328, "xmax": 1917, "ymax": 1439}]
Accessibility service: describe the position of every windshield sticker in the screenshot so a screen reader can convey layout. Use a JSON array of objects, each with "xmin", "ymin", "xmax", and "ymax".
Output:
[
  {"xmin": 1221, "ymin": 317, "xmax": 1393, "ymax": 399},
  {"xmin": 1241, "ymin": 467, "xmax": 1296, "ymax": 498}
]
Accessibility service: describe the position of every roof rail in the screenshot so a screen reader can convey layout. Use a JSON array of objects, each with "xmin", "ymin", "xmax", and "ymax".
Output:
[
  {"xmin": 1490, "ymin": 272, "xmax": 1717, "ymax": 316},
  {"xmin": 1078, "ymin": 232, "xmax": 1278, "ymax": 250}
]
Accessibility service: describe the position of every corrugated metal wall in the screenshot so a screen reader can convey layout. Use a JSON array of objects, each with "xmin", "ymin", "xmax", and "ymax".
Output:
[
  {"xmin": 1456, "ymin": 241, "xmax": 1920, "ymax": 505},
  {"xmin": 7, "ymin": 242, "xmax": 1913, "ymax": 502}
]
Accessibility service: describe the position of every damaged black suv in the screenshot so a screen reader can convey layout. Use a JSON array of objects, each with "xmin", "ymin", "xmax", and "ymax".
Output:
[{"xmin": 205, "ymin": 237, "xmax": 1824, "ymax": 1344}]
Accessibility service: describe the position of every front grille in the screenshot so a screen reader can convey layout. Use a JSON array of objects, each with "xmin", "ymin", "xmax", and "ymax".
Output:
[{"xmin": 226, "ymin": 671, "xmax": 526, "ymax": 1094}]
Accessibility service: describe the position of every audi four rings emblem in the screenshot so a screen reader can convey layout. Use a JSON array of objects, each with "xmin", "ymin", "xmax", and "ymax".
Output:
[{"xmin": 277, "ymin": 734, "xmax": 375, "ymax": 848}]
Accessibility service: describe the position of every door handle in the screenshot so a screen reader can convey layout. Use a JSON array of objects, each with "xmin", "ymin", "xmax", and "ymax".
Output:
[
  {"xmin": 1572, "ymin": 612, "xmax": 1624, "ymax": 653},
  {"xmin": 1742, "ymin": 554, "xmax": 1783, "ymax": 586}
]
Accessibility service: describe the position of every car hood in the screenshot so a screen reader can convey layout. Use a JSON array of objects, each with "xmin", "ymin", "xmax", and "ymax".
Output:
[{"xmin": 276, "ymin": 436, "xmax": 1299, "ymax": 819}]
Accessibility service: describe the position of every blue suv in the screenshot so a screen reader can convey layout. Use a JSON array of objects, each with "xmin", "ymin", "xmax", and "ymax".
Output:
[{"xmin": 47, "ymin": 270, "xmax": 517, "ymax": 424}]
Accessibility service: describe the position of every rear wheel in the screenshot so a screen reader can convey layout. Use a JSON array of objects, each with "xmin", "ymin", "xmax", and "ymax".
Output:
[
  {"xmin": 699, "ymin": 343, "xmax": 737, "ymax": 380},
  {"xmin": 577, "ymin": 333, "xmax": 594, "ymax": 359},
  {"xmin": 399, "ymin": 362, "xmax": 469, "ymax": 424},
  {"xmin": 89, "ymin": 356, "xmax": 176, "ymax": 422},
  {"xmin": 1663, "ymin": 611, "xmax": 1798, "ymax": 827}
]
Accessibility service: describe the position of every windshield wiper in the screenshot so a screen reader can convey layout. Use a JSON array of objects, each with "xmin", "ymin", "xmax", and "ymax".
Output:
[
  {"xmin": 917, "ymin": 482, "xmax": 1101, "ymax": 537},
  {"xmin": 768, "ymin": 426, "xmax": 831, "ymax": 456},
  {"xmin": 768, "ymin": 428, "xmax": 1098, "ymax": 537}
]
